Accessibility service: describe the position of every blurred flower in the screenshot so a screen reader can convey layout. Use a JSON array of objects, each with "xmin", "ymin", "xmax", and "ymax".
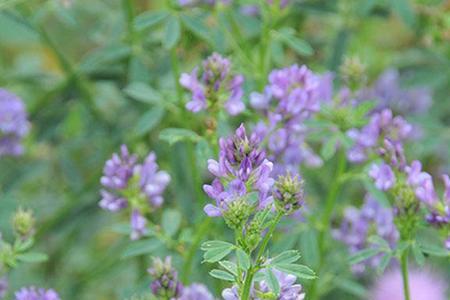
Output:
[
  {"xmin": 100, "ymin": 145, "xmax": 170, "ymax": 239},
  {"xmin": 179, "ymin": 283, "xmax": 214, "ymax": 300},
  {"xmin": 251, "ymin": 65, "xmax": 332, "ymax": 175},
  {"xmin": 15, "ymin": 287, "xmax": 60, "ymax": 300},
  {"xmin": 148, "ymin": 257, "xmax": 183, "ymax": 299},
  {"xmin": 369, "ymin": 268, "xmax": 448, "ymax": 300},
  {"xmin": 0, "ymin": 277, "xmax": 7, "ymax": 299},
  {"xmin": 333, "ymin": 195, "xmax": 398, "ymax": 274},
  {"xmin": 180, "ymin": 52, "xmax": 245, "ymax": 115},
  {"xmin": 178, "ymin": 0, "xmax": 231, "ymax": 7},
  {"xmin": 369, "ymin": 163, "xmax": 396, "ymax": 191},
  {"xmin": 0, "ymin": 89, "xmax": 29, "ymax": 157},
  {"xmin": 203, "ymin": 124, "xmax": 274, "ymax": 224},
  {"xmin": 347, "ymin": 109, "xmax": 412, "ymax": 163},
  {"xmin": 361, "ymin": 69, "xmax": 432, "ymax": 115}
]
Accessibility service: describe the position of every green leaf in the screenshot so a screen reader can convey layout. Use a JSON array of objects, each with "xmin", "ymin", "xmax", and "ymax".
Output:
[
  {"xmin": 123, "ymin": 82, "xmax": 162, "ymax": 104},
  {"xmin": 134, "ymin": 10, "xmax": 170, "ymax": 30},
  {"xmin": 133, "ymin": 107, "xmax": 165, "ymax": 137},
  {"xmin": 420, "ymin": 243, "xmax": 449, "ymax": 257},
  {"xmin": 368, "ymin": 235, "xmax": 391, "ymax": 251},
  {"xmin": 321, "ymin": 136, "xmax": 337, "ymax": 160},
  {"xmin": 236, "ymin": 248, "xmax": 251, "ymax": 271},
  {"xmin": 276, "ymin": 28, "xmax": 313, "ymax": 56},
  {"xmin": 391, "ymin": 0, "xmax": 415, "ymax": 27},
  {"xmin": 411, "ymin": 243, "xmax": 425, "ymax": 267},
  {"xmin": 274, "ymin": 263, "xmax": 316, "ymax": 280},
  {"xmin": 163, "ymin": 15, "xmax": 181, "ymax": 49},
  {"xmin": 180, "ymin": 14, "xmax": 211, "ymax": 42},
  {"xmin": 159, "ymin": 128, "xmax": 200, "ymax": 145},
  {"xmin": 348, "ymin": 248, "xmax": 381, "ymax": 265},
  {"xmin": 201, "ymin": 241, "xmax": 235, "ymax": 263},
  {"xmin": 270, "ymin": 250, "xmax": 301, "ymax": 266},
  {"xmin": 14, "ymin": 238, "xmax": 34, "ymax": 252},
  {"xmin": 335, "ymin": 277, "xmax": 368, "ymax": 298},
  {"xmin": 300, "ymin": 230, "xmax": 319, "ymax": 268},
  {"xmin": 201, "ymin": 240, "xmax": 234, "ymax": 250},
  {"xmin": 209, "ymin": 269, "xmax": 235, "ymax": 282},
  {"xmin": 377, "ymin": 253, "xmax": 392, "ymax": 274},
  {"xmin": 195, "ymin": 138, "xmax": 213, "ymax": 170},
  {"xmin": 265, "ymin": 268, "xmax": 280, "ymax": 295},
  {"xmin": 219, "ymin": 261, "xmax": 238, "ymax": 277},
  {"xmin": 16, "ymin": 252, "xmax": 48, "ymax": 263},
  {"xmin": 121, "ymin": 239, "xmax": 162, "ymax": 259},
  {"xmin": 162, "ymin": 209, "xmax": 181, "ymax": 237}
]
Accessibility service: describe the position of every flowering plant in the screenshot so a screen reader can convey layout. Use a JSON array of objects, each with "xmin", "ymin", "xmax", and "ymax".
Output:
[{"xmin": 0, "ymin": 0, "xmax": 449, "ymax": 300}]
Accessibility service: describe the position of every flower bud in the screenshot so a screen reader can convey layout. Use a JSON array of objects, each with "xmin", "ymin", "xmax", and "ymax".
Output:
[
  {"xmin": 340, "ymin": 56, "xmax": 367, "ymax": 91},
  {"xmin": 12, "ymin": 208, "xmax": 35, "ymax": 238},
  {"xmin": 273, "ymin": 173, "xmax": 304, "ymax": 215},
  {"xmin": 148, "ymin": 257, "xmax": 183, "ymax": 298}
]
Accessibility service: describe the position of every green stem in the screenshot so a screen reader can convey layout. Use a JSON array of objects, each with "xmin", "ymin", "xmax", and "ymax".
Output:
[
  {"xmin": 241, "ymin": 212, "xmax": 283, "ymax": 300},
  {"xmin": 309, "ymin": 150, "xmax": 346, "ymax": 300},
  {"xmin": 181, "ymin": 218, "xmax": 211, "ymax": 283},
  {"xmin": 401, "ymin": 250, "xmax": 411, "ymax": 300}
]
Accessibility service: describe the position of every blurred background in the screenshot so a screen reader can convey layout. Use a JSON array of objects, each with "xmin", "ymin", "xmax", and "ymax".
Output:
[{"xmin": 0, "ymin": 0, "xmax": 449, "ymax": 299}]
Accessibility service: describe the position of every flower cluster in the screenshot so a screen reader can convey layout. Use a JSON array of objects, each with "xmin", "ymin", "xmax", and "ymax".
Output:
[
  {"xmin": 0, "ymin": 89, "xmax": 30, "ymax": 157},
  {"xmin": 180, "ymin": 52, "xmax": 245, "ymax": 115},
  {"xmin": 14, "ymin": 287, "xmax": 60, "ymax": 300},
  {"xmin": 333, "ymin": 195, "xmax": 398, "ymax": 273},
  {"xmin": 100, "ymin": 145, "xmax": 170, "ymax": 240},
  {"xmin": 347, "ymin": 109, "xmax": 412, "ymax": 163},
  {"xmin": 222, "ymin": 269, "xmax": 305, "ymax": 300},
  {"xmin": 148, "ymin": 257, "xmax": 214, "ymax": 300},
  {"xmin": 251, "ymin": 64, "xmax": 333, "ymax": 175},
  {"xmin": 203, "ymin": 124, "xmax": 274, "ymax": 227}
]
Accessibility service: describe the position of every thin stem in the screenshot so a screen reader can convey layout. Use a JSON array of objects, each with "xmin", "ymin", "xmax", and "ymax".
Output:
[
  {"xmin": 241, "ymin": 212, "xmax": 283, "ymax": 300},
  {"xmin": 181, "ymin": 218, "xmax": 211, "ymax": 283},
  {"xmin": 401, "ymin": 250, "xmax": 411, "ymax": 300},
  {"xmin": 309, "ymin": 150, "xmax": 347, "ymax": 300}
]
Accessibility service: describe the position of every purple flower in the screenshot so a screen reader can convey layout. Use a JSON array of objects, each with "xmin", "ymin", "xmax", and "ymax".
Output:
[
  {"xmin": 180, "ymin": 53, "xmax": 245, "ymax": 115},
  {"xmin": 130, "ymin": 210, "xmax": 148, "ymax": 240},
  {"xmin": 369, "ymin": 163, "xmax": 396, "ymax": 191},
  {"xmin": 100, "ymin": 145, "xmax": 170, "ymax": 239},
  {"xmin": 203, "ymin": 124, "xmax": 275, "ymax": 217},
  {"xmin": 14, "ymin": 287, "xmax": 60, "ymax": 300},
  {"xmin": 148, "ymin": 257, "xmax": 183, "ymax": 299},
  {"xmin": 179, "ymin": 283, "xmax": 214, "ymax": 300},
  {"xmin": 347, "ymin": 109, "xmax": 412, "ymax": 163},
  {"xmin": 405, "ymin": 161, "xmax": 437, "ymax": 205},
  {"xmin": 443, "ymin": 174, "xmax": 450, "ymax": 204},
  {"xmin": 369, "ymin": 268, "xmax": 448, "ymax": 300},
  {"xmin": 0, "ymin": 277, "xmax": 7, "ymax": 299},
  {"xmin": 333, "ymin": 195, "xmax": 398, "ymax": 274},
  {"xmin": 259, "ymin": 270, "xmax": 305, "ymax": 300},
  {"xmin": 445, "ymin": 237, "xmax": 450, "ymax": 250},
  {"xmin": 0, "ymin": 89, "xmax": 30, "ymax": 157},
  {"xmin": 251, "ymin": 65, "xmax": 332, "ymax": 175}
]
